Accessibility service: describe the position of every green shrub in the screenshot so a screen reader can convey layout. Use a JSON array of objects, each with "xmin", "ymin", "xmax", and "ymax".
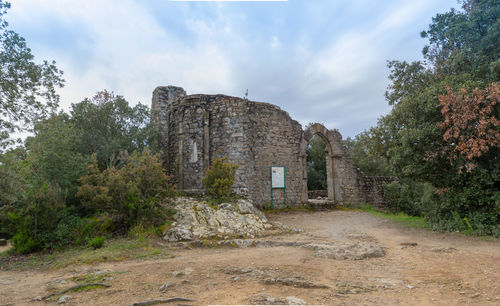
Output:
[
  {"xmin": 383, "ymin": 181, "xmax": 436, "ymax": 216},
  {"xmin": 9, "ymin": 182, "xmax": 69, "ymax": 253},
  {"xmin": 87, "ymin": 236, "xmax": 105, "ymax": 249},
  {"xmin": 11, "ymin": 229, "xmax": 41, "ymax": 254},
  {"xmin": 424, "ymin": 185, "xmax": 500, "ymax": 237},
  {"xmin": 384, "ymin": 180, "xmax": 500, "ymax": 238},
  {"xmin": 77, "ymin": 150, "xmax": 174, "ymax": 231},
  {"xmin": 202, "ymin": 157, "xmax": 238, "ymax": 202}
]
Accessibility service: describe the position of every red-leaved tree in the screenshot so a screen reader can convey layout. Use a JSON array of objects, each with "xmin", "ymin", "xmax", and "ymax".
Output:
[{"xmin": 438, "ymin": 83, "xmax": 500, "ymax": 173}]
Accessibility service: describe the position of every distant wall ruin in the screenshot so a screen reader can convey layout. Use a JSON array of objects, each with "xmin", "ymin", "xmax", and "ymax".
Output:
[{"xmin": 152, "ymin": 85, "xmax": 395, "ymax": 206}]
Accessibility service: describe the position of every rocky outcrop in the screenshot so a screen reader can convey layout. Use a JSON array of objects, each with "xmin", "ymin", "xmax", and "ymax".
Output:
[{"xmin": 164, "ymin": 197, "xmax": 271, "ymax": 242}]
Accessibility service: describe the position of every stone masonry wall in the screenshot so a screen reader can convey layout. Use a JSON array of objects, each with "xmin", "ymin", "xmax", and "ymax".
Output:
[
  {"xmin": 362, "ymin": 176, "xmax": 400, "ymax": 208},
  {"xmin": 153, "ymin": 86, "xmax": 393, "ymax": 207},
  {"xmin": 152, "ymin": 86, "xmax": 303, "ymax": 206}
]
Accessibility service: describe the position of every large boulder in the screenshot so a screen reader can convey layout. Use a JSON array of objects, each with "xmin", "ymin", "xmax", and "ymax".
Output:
[{"xmin": 164, "ymin": 198, "xmax": 271, "ymax": 242}]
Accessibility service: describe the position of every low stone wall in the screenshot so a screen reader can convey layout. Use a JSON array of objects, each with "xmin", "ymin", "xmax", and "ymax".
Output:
[{"xmin": 362, "ymin": 176, "xmax": 400, "ymax": 208}]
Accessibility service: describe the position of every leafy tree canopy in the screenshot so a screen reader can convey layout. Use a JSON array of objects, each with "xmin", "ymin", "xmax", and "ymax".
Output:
[
  {"xmin": 352, "ymin": 0, "xmax": 500, "ymax": 235},
  {"xmin": 70, "ymin": 90, "xmax": 159, "ymax": 170},
  {"xmin": 0, "ymin": 1, "xmax": 64, "ymax": 150}
]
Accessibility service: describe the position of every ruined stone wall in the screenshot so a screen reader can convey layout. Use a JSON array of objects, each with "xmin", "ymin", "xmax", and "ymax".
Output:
[
  {"xmin": 152, "ymin": 86, "xmax": 303, "ymax": 205},
  {"xmin": 153, "ymin": 85, "xmax": 393, "ymax": 207},
  {"xmin": 362, "ymin": 176, "xmax": 400, "ymax": 208}
]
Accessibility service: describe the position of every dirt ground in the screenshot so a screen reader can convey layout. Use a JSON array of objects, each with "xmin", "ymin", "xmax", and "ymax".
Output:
[{"xmin": 1, "ymin": 210, "xmax": 499, "ymax": 305}]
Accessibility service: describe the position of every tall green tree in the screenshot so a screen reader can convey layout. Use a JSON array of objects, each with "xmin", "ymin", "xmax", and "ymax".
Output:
[
  {"xmin": 70, "ymin": 90, "xmax": 158, "ymax": 170},
  {"xmin": 0, "ymin": 1, "xmax": 64, "ymax": 150},
  {"xmin": 25, "ymin": 113, "xmax": 89, "ymax": 202},
  {"xmin": 376, "ymin": 0, "xmax": 500, "ymax": 235},
  {"xmin": 344, "ymin": 128, "xmax": 392, "ymax": 176}
]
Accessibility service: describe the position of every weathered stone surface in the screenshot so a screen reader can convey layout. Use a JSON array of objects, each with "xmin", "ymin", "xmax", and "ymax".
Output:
[
  {"xmin": 159, "ymin": 282, "xmax": 174, "ymax": 292},
  {"xmin": 285, "ymin": 296, "xmax": 307, "ymax": 305},
  {"xmin": 224, "ymin": 266, "xmax": 328, "ymax": 289},
  {"xmin": 164, "ymin": 198, "xmax": 271, "ymax": 242},
  {"xmin": 305, "ymin": 242, "xmax": 386, "ymax": 260},
  {"xmin": 57, "ymin": 295, "xmax": 70, "ymax": 304},
  {"xmin": 152, "ymin": 86, "xmax": 397, "ymax": 207},
  {"xmin": 248, "ymin": 293, "xmax": 307, "ymax": 305}
]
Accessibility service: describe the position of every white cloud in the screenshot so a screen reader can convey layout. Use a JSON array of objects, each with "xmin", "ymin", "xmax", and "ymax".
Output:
[
  {"xmin": 6, "ymin": 0, "xmax": 460, "ymax": 137},
  {"xmin": 9, "ymin": 0, "xmax": 234, "ymax": 108}
]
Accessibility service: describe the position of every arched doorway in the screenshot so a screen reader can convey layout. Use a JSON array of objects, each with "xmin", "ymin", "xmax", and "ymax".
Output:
[
  {"xmin": 306, "ymin": 134, "xmax": 327, "ymax": 192},
  {"xmin": 301, "ymin": 123, "xmax": 341, "ymax": 203}
]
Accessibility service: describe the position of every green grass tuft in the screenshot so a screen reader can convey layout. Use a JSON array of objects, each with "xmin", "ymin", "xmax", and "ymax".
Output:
[
  {"xmin": 355, "ymin": 204, "xmax": 431, "ymax": 229},
  {"xmin": 0, "ymin": 237, "xmax": 170, "ymax": 271}
]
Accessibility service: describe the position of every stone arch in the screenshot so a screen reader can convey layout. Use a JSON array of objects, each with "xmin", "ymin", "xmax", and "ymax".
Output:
[{"xmin": 301, "ymin": 123, "xmax": 343, "ymax": 203}]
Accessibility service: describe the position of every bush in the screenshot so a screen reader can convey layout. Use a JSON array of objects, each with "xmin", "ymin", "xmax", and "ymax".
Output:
[
  {"xmin": 87, "ymin": 236, "xmax": 105, "ymax": 249},
  {"xmin": 11, "ymin": 229, "xmax": 41, "ymax": 254},
  {"xmin": 202, "ymin": 157, "xmax": 238, "ymax": 202},
  {"xmin": 77, "ymin": 150, "xmax": 174, "ymax": 231},
  {"xmin": 384, "ymin": 180, "xmax": 500, "ymax": 238},
  {"xmin": 383, "ymin": 181, "xmax": 436, "ymax": 216},
  {"xmin": 425, "ymin": 185, "xmax": 500, "ymax": 237},
  {"xmin": 9, "ymin": 182, "xmax": 69, "ymax": 253}
]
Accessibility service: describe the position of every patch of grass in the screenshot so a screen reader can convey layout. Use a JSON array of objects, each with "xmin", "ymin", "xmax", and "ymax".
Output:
[
  {"xmin": 71, "ymin": 284, "xmax": 108, "ymax": 292},
  {"xmin": 353, "ymin": 204, "xmax": 431, "ymax": 229},
  {"xmin": 0, "ymin": 237, "xmax": 170, "ymax": 271},
  {"xmin": 71, "ymin": 271, "xmax": 111, "ymax": 284}
]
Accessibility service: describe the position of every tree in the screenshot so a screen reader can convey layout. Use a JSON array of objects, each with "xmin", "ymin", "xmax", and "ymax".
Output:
[
  {"xmin": 438, "ymin": 84, "xmax": 500, "ymax": 166},
  {"xmin": 361, "ymin": 0, "xmax": 500, "ymax": 235},
  {"xmin": 344, "ymin": 128, "xmax": 392, "ymax": 177},
  {"xmin": 306, "ymin": 135, "xmax": 327, "ymax": 190},
  {"xmin": 0, "ymin": 1, "xmax": 64, "ymax": 150},
  {"xmin": 421, "ymin": 0, "xmax": 500, "ymax": 82},
  {"xmin": 70, "ymin": 90, "xmax": 159, "ymax": 170},
  {"xmin": 25, "ymin": 113, "xmax": 89, "ymax": 202}
]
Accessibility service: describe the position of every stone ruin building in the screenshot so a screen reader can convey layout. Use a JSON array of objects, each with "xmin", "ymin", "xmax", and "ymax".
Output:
[{"xmin": 152, "ymin": 86, "xmax": 395, "ymax": 207}]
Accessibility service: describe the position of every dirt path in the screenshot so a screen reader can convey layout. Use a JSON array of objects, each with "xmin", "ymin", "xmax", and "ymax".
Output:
[{"xmin": 1, "ymin": 210, "xmax": 499, "ymax": 305}]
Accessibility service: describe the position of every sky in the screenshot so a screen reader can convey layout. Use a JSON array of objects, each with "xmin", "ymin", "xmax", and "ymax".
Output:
[{"xmin": 6, "ymin": 0, "xmax": 460, "ymax": 138}]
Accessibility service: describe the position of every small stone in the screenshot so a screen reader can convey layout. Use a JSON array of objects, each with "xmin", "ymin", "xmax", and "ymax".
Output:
[
  {"xmin": 471, "ymin": 293, "xmax": 480, "ymax": 298},
  {"xmin": 285, "ymin": 296, "xmax": 306, "ymax": 305},
  {"xmin": 159, "ymin": 282, "xmax": 174, "ymax": 292},
  {"xmin": 406, "ymin": 285, "xmax": 414, "ymax": 289},
  {"xmin": 57, "ymin": 295, "xmax": 70, "ymax": 304}
]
